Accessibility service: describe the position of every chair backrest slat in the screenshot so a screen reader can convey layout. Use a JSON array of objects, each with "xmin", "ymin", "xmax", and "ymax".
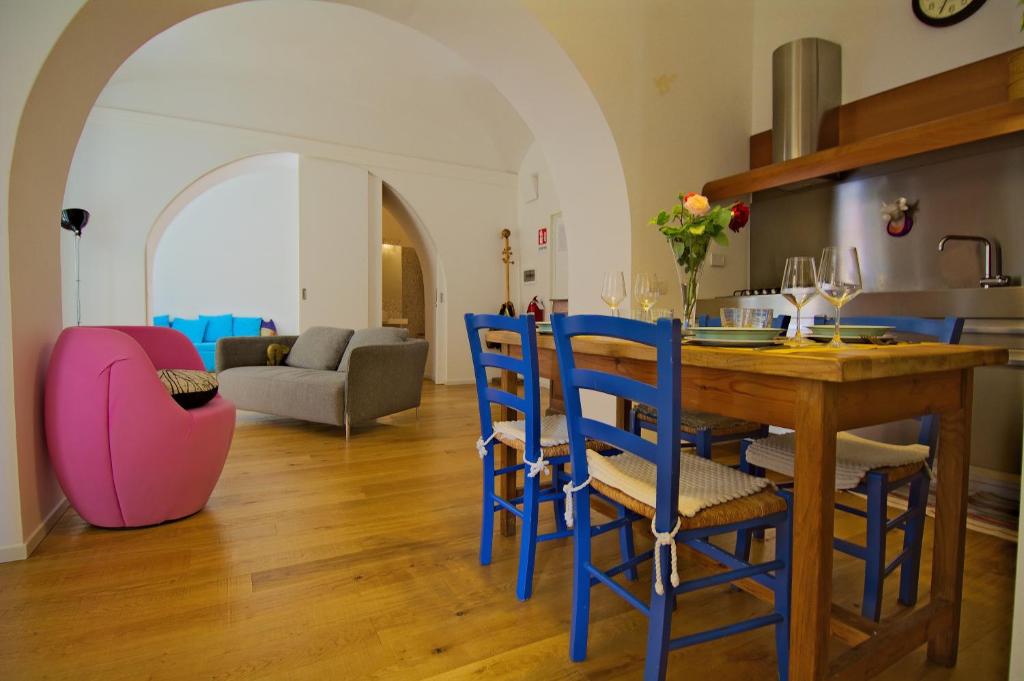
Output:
[
  {"xmin": 552, "ymin": 314, "xmax": 682, "ymax": 532},
  {"xmin": 570, "ymin": 368, "xmax": 660, "ymax": 412},
  {"xmin": 465, "ymin": 313, "xmax": 540, "ymax": 448},
  {"xmin": 578, "ymin": 417, "xmax": 659, "ymax": 463}
]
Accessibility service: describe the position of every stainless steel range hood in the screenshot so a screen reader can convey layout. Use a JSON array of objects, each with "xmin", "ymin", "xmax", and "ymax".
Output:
[{"xmin": 772, "ymin": 38, "xmax": 841, "ymax": 163}]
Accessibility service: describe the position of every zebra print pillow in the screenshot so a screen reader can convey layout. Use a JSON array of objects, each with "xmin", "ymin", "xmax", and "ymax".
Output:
[{"xmin": 158, "ymin": 369, "xmax": 219, "ymax": 409}]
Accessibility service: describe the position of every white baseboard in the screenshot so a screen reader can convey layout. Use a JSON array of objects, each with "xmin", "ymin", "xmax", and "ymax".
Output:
[
  {"xmin": 0, "ymin": 541, "xmax": 27, "ymax": 563},
  {"xmin": 0, "ymin": 497, "xmax": 68, "ymax": 564}
]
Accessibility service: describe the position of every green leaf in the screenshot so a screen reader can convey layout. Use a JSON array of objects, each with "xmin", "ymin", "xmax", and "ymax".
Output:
[
  {"xmin": 713, "ymin": 208, "xmax": 732, "ymax": 229},
  {"xmin": 654, "ymin": 210, "xmax": 669, "ymax": 226},
  {"xmin": 689, "ymin": 223, "xmax": 706, "ymax": 236},
  {"xmin": 712, "ymin": 231, "xmax": 729, "ymax": 247}
]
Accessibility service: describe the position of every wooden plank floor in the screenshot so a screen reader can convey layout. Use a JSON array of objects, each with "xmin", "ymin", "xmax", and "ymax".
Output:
[{"xmin": 0, "ymin": 382, "xmax": 1015, "ymax": 680}]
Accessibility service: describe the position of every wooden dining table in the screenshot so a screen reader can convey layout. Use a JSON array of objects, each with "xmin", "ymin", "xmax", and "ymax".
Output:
[{"xmin": 485, "ymin": 330, "xmax": 1008, "ymax": 681}]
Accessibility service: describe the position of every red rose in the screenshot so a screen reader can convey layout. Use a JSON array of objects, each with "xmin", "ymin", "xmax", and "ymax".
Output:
[{"xmin": 729, "ymin": 202, "xmax": 750, "ymax": 232}]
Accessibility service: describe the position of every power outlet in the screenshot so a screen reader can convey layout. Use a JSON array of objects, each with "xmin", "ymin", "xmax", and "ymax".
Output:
[{"xmin": 710, "ymin": 253, "xmax": 726, "ymax": 268}]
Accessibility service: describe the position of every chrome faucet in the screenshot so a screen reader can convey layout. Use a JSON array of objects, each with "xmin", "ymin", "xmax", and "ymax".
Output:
[{"xmin": 937, "ymin": 235, "xmax": 1011, "ymax": 288}]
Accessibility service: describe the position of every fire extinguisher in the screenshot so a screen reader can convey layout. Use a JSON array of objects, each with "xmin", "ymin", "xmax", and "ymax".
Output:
[{"xmin": 526, "ymin": 296, "xmax": 545, "ymax": 322}]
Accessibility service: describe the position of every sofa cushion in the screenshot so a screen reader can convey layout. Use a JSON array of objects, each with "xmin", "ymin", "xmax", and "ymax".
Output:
[
  {"xmin": 152, "ymin": 314, "xmax": 171, "ymax": 328},
  {"xmin": 338, "ymin": 327, "xmax": 409, "ymax": 372},
  {"xmin": 286, "ymin": 327, "xmax": 354, "ymax": 370},
  {"xmin": 171, "ymin": 317, "xmax": 207, "ymax": 344},
  {"xmin": 200, "ymin": 314, "xmax": 234, "ymax": 342},
  {"xmin": 233, "ymin": 316, "xmax": 263, "ymax": 337},
  {"xmin": 158, "ymin": 369, "xmax": 219, "ymax": 409},
  {"xmin": 218, "ymin": 366, "xmax": 346, "ymax": 426}
]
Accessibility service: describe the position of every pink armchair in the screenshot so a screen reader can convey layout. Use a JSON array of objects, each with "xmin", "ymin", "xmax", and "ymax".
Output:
[{"xmin": 45, "ymin": 326, "xmax": 236, "ymax": 528}]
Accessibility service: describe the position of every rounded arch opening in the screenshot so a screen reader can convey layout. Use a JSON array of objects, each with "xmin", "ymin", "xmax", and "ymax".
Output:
[{"xmin": 6, "ymin": 0, "xmax": 631, "ymax": 540}]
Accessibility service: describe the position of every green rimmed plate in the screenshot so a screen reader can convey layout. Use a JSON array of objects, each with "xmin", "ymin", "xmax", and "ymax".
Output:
[
  {"xmin": 690, "ymin": 326, "xmax": 783, "ymax": 342},
  {"xmin": 808, "ymin": 324, "xmax": 892, "ymax": 339}
]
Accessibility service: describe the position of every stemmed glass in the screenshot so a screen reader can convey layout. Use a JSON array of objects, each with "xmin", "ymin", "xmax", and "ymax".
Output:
[
  {"xmin": 780, "ymin": 256, "xmax": 818, "ymax": 347},
  {"xmin": 815, "ymin": 247, "xmax": 863, "ymax": 348},
  {"xmin": 633, "ymin": 273, "xmax": 660, "ymax": 321},
  {"xmin": 601, "ymin": 271, "xmax": 627, "ymax": 317}
]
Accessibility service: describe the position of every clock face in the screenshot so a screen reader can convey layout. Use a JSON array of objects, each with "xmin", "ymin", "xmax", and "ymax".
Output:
[{"xmin": 913, "ymin": 0, "xmax": 987, "ymax": 27}]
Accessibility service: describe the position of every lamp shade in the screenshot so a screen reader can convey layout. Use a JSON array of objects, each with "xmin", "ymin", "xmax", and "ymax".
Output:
[{"xmin": 60, "ymin": 208, "xmax": 90, "ymax": 236}]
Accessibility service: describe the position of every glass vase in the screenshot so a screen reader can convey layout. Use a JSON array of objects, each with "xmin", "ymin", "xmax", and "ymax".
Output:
[{"xmin": 676, "ymin": 263, "xmax": 703, "ymax": 330}]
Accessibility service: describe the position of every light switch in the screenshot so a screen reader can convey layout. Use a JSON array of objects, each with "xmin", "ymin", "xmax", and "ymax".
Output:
[{"xmin": 711, "ymin": 253, "xmax": 726, "ymax": 268}]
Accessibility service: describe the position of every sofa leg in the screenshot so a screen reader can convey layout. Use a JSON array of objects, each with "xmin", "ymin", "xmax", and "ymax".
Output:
[{"xmin": 345, "ymin": 414, "xmax": 350, "ymax": 441}]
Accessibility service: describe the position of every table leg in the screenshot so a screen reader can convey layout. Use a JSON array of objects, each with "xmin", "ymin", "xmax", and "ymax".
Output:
[
  {"xmin": 499, "ymin": 357, "xmax": 518, "ymax": 537},
  {"xmin": 928, "ymin": 369, "xmax": 974, "ymax": 665},
  {"xmin": 790, "ymin": 380, "xmax": 838, "ymax": 681}
]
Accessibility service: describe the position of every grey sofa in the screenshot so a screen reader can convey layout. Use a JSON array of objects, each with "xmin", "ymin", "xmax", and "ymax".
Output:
[{"xmin": 216, "ymin": 327, "xmax": 428, "ymax": 437}]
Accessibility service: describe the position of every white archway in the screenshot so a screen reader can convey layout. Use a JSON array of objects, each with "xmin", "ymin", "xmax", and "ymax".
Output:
[
  {"xmin": 5, "ymin": 0, "xmax": 630, "ymax": 550},
  {"xmin": 144, "ymin": 153, "xmax": 299, "ymax": 323}
]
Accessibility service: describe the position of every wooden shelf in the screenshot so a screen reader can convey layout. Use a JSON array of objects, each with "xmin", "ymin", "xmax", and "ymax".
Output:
[
  {"xmin": 703, "ymin": 99, "xmax": 1024, "ymax": 201},
  {"xmin": 702, "ymin": 48, "xmax": 1024, "ymax": 201}
]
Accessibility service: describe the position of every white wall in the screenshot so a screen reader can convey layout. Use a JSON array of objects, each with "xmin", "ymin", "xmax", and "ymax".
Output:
[
  {"xmin": 0, "ymin": 0, "xmax": 84, "ymax": 562},
  {"xmin": 515, "ymin": 143, "xmax": 562, "ymax": 312},
  {"xmin": 750, "ymin": 0, "xmax": 1024, "ymax": 132},
  {"xmin": 152, "ymin": 155, "xmax": 299, "ymax": 333},
  {"xmin": 298, "ymin": 157, "xmax": 370, "ymax": 331},
  {"xmin": 63, "ymin": 107, "xmax": 513, "ymax": 383}
]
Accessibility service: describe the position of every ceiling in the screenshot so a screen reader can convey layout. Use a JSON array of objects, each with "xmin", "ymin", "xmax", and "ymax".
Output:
[{"xmin": 98, "ymin": 0, "xmax": 534, "ymax": 172}]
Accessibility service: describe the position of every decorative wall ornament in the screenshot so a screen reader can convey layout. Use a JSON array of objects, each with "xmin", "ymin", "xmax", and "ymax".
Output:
[{"xmin": 881, "ymin": 197, "xmax": 917, "ymax": 237}]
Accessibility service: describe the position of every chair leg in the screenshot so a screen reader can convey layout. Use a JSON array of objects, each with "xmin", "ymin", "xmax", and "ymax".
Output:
[
  {"xmin": 617, "ymin": 505, "xmax": 638, "ymax": 581},
  {"xmin": 570, "ymin": 487, "xmax": 593, "ymax": 662},
  {"xmin": 516, "ymin": 469, "xmax": 541, "ymax": 601},
  {"xmin": 630, "ymin": 408, "xmax": 643, "ymax": 435},
  {"xmin": 861, "ymin": 472, "xmax": 888, "ymax": 621},
  {"xmin": 479, "ymin": 449, "xmax": 495, "ymax": 566},
  {"xmin": 643, "ymin": 552, "xmax": 674, "ymax": 680},
  {"xmin": 735, "ymin": 440, "xmax": 758, "ymax": 554},
  {"xmin": 696, "ymin": 430, "xmax": 712, "ymax": 460},
  {"xmin": 774, "ymin": 493, "xmax": 793, "ymax": 681},
  {"xmin": 552, "ymin": 463, "xmax": 568, "ymax": 534},
  {"xmin": 898, "ymin": 473, "xmax": 929, "ymax": 608}
]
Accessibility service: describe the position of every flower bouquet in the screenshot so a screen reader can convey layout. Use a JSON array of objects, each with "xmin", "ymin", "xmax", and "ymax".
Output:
[{"xmin": 651, "ymin": 192, "xmax": 749, "ymax": 328}]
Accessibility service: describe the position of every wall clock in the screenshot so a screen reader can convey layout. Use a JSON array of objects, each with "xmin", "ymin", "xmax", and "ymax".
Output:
[{"xmin": 913, "ymin": 0, "xmax": 987, "ymax": 27}]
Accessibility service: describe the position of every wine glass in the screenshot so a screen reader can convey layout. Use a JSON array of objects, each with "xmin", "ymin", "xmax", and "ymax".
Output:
[
  {"xmin": 780, "ymin": 256, "xmax": 818, "ymax": 347},
  {"xmin": 632, "ymin": 273, "xmax": 660, "ymax": 321},
  {"xmin": 601, "ymin": 271, "xmax": 627, "ymax": 317},
  {"xmin": 815, "ymin": 247, "xmax": 862, "ymax": 348}
]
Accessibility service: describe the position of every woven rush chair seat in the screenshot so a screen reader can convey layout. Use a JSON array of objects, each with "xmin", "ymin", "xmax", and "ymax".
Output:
[
  {"xmin": 586, "ymin": 449, "xmax": 785, "ymax": 531},
  {"xmin": 491, "ymin": 414, "xmax": 612, "ymax": 456},
  {"xmin": 633, "ymin": 402, "xmax": 763, "ymax": 437},
  {"xmin": 744, "ymin": 431, "xmax": 929, "ymax": 491}
]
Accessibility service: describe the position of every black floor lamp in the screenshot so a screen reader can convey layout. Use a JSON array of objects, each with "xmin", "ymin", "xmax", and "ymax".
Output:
[{"xmin": 60, "ymin": 208, "xmax": 89, "ymax": 326}]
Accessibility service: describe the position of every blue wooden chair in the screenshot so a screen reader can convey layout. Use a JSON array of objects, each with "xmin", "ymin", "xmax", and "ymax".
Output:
[
  {"xmin": 465, "ymin": 313, "xmax": 638, "ymax": 600},
  {"xmin": 737, "ymin": 315, "xmax": 964, "ymax": 621},
  {"xmin": 552, "ymin": 314, "xmax": 792, "ymax": 681},
  {"xmin": 630, "ymin": 314, "xmax": 791, "ymax": 460}
]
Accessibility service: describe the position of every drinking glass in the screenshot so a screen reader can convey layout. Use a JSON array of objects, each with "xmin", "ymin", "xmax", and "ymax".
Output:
[
  {"xmin": 815, "ymin": 247, "xmax": 862, "ymax": 348},
  {"xmin": 780, "ymin": 256, "xmax": 818, "ymax": 347},
  {"xmin": 633, "ymin": 273, "xmax": 660, "ymax": 321},
  {"xmin": 743, "ymin": 308, "xmax": 774, "ymax": 328},
  {"xmin": 720, "ymin": 307, "xmax": 743, "ymax": 327},
  {"xmin": 601, "ymin": 271, "xmax": 627, "ymax": 317}
]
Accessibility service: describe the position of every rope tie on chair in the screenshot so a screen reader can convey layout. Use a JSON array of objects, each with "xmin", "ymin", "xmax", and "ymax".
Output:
[
  {"xmin": 923, "ymin": 461, "xmax": 935, "ymax": 480},
  {"xmin": 651, "ymin": 517, "xmax": 682, "ymax": 596},
  {"xmin": 476, "ymin": 431, "xmax": 498, "ymax": 459},
  {"xmin": 562, "ymin": 477, "xmax": 591, "ymax": 529},
  {"xmin": 524, "ymin": 452, "xmax": 550, "ymax": 478}
]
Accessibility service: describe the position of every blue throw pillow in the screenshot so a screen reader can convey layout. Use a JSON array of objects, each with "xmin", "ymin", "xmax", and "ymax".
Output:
[
  {"xmin": 200, "ymin": 314, "xmax": 234, "ymax": 342},
  {"xmin": 171, "ymin": 317, "xmax": 208, "ymax": 344},
  {"xmin": 152, "ymin": 314, "xmax": 171, "ymax": 328},
  {"xmin": 233, "ymin": 316, "xmax": 262, "ymax": 337}
]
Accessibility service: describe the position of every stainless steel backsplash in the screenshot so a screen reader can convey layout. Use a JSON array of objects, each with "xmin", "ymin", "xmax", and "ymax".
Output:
[{"xmin": 750, "ymin": 133, "xmax": 1024, "ymax": 291}]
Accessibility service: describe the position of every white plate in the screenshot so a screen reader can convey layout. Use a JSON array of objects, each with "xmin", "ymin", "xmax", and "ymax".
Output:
[{"xmin": 686, "ymin": 338, "xmax": 781, "ymax": 348}]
